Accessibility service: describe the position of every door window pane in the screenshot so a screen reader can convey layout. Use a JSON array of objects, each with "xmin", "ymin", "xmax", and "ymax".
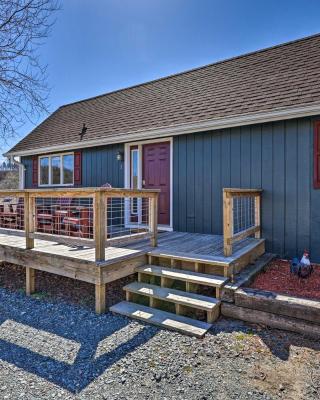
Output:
[
  {"xmin": 40, "ymin": 157, "xmax": 49, "ymax": 185},
  {"xmin": 131, "ymin": 150, "xmax": 138, "ymax": 189},
  {"xmin": 63, "ymin": 154, "xmax": 74, "ymax": 184},
  {"xmin": 131, "ymin": 149, "xmax": 139, "ymax": 214},
  {"xmin": 51, "ymin": 156, "xmax": 61, "ymax": 185}
]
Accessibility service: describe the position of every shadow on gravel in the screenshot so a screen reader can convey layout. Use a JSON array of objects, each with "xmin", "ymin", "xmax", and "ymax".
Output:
[
  {"xmin": 0, "ymin": 288, "xmax": 157, "ymax": 393},
  {"xmin": 209, "ymin": 317, "xmax": 320, "ymax": 361}
]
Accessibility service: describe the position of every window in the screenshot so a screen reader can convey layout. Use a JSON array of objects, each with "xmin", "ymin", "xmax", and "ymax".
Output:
[
  {"xmin": 51, "ymin": 156, "xmax": 61, "ymax": 185},
  {"xmin": 63, "ymin": 154, "xmax": 74, "ymax": 184},
  {"xmin": 39, "ymin": 153, "xmax": 74, "ymax": 186},
  {"xmin": 315, "ymin": 122, "xmax": 320, "ymax": 189},
  {"xmin": 40, "ymin": 157, "xmax": 49, "ymax": 185}
]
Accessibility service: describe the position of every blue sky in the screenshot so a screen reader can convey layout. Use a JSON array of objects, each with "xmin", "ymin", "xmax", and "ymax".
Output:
[{"xmin": 3, "ymin": 0, "xmax": 320, "ymax": 156}]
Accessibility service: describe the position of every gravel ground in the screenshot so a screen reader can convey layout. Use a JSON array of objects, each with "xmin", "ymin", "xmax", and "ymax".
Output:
[{"xmin": 0, "ymin": 284, "xmax": 319, "ymax": 400}]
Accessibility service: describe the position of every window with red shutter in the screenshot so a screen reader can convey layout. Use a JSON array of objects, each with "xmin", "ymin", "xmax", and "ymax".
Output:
[
  {"xmin": 74, "ymin": 151, "xmax": 82, "ymax": 185},
  {"xmin": 32, "ymin": 156, "xmax": 38, "ymax": 187},
  {"xmin": 314, "ymin": 122, "xmax": 320, "ymax": 189}
]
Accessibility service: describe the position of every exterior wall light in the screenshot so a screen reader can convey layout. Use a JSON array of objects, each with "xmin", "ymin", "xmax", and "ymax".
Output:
[{"xmin": 116, "ymin": 151, "xmax": 124, "ymax": 162}]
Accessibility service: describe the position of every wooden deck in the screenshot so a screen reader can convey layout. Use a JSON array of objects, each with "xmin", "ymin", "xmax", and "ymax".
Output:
[
  {"xmin": 0, "ymin": 230, "xmax": 265, "ymax": 315},
  {"xmin": 0, "ymin": 231, "xmax": 264, "ymax": 282},
  {"xmin": 0, "ymin": 187, "xmax": 265, "ymax": 321}
]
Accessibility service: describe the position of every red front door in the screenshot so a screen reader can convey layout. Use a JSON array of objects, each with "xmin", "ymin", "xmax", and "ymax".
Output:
[{"xmin": 143, "ymin": 142, "xmax": 170, "ymax": 226}]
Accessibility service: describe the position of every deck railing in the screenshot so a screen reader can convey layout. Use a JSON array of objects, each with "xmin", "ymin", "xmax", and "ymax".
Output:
[
  {"xmin": 0, "ymin": 188, "xmax": 159, "ymax": 262},
  {"xmin": 223, "ymin": 188, "xmax": 262, "ymax": 257}
]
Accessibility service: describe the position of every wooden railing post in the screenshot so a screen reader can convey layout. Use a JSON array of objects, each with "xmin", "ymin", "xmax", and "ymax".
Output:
[
  {"xmin": 223, "ymin": 190, "xmax": 233, "ymax": 257},
  {"xmin": 150, "ymin": 193, "xmax": 158, "ymax": 247},
  {"xmin": 254, "ymin": 194, "xmax": 261, "ymax": 238},
  {"xmin": 94, "ymin": 190, "xmax": 106, "ymax": 262},
  {"xmin": 25, "ymin": 192, "xmax": 35, "ymax": 249}
]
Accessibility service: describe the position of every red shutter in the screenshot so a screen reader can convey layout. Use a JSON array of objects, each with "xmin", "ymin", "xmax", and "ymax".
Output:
[
  {"xmin": 74, "ymin": 151, "xmax": 82, "ymax": 185},
  {"xmin": 32, "ymin": 156, "xmax": 38, "ymax": 187},
  {"xmin": 314, "ymin": 122, "xmax": 320, "ymax": 189}
]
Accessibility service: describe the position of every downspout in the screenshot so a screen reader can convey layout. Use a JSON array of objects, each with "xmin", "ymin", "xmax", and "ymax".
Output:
[{"xmin": 10, "ymin": 155, "xmax": 25, "ymax": 189}]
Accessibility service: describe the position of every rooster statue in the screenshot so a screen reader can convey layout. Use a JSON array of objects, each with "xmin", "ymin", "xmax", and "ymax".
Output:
[{"xmin": 290, "ymin": 250, "xmax": 313, "ymax": 278}]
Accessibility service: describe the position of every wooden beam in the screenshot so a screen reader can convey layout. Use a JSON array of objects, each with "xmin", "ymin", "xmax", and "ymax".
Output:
[
  {"xmin": 25, "ymin": 267, "xmax": 35, "ymax": 295},
  {"xmin": 94, "ymin": 191, "xmax": 106, "ymax": 262},
  {"xmin": 221, "ymin": 303, "xmax": 320, "ymax": 340},
  {"xmin": 234, "ymin": 288, "xmax": 320, "ymax": 324},
  {"xmin": 0, "ymin": 188, "xmax": 160, "ymax": 198},
  {"xmin": 227, "ymin": 225, "xmax": 261, "ymax": 245},
  {"xmin": 223, "ymin": 188, "xmax": 263, "ymax": 195},
  {"xmin": 95, "ymin": 283, "xmax": 106, "ymax": 314}
]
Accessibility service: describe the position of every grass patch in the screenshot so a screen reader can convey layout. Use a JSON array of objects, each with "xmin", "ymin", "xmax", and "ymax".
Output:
[
  {"xmin": 183, "ymin": 365, "xmax": 193, "ymax": 373},
  {"xmin": 235, "ymin": 331, "xmax": 254, "ymax": 341}
]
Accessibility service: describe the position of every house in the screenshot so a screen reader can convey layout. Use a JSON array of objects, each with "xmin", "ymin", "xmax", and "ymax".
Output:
[{"xmin": 5, "ymin": 33, "xmax": 320, "ymax": 262}]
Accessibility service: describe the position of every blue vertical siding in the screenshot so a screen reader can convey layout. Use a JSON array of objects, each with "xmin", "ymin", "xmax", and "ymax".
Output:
[
  {"xmin": 173, "ymin": 116, "xmax": 320, "ymax": 262},
  {"xmin": 21, "ymin": 116, "xmax": 320, "ymax": 261}
]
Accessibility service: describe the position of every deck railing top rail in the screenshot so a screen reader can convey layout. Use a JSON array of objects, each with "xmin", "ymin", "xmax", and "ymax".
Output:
[
  {"xmin": 223, "ymin": 188, "xmax": 262, "ymax": 257},
  {"xmin": 0, "ymin": 187, "xmax": 160, "ymax": 196},
  {"xmin": 0, "ymin": 187, "xmax": 159, "ymax": 262}
]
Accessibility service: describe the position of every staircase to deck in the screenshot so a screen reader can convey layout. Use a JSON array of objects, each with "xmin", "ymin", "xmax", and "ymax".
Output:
[
  {"xmin": 111, "ymin": 188, "xmax": 265, "ymax": 337},
  {"xmin": 110, "ymin": 251, "xmax": 230, "ymax": 338}
]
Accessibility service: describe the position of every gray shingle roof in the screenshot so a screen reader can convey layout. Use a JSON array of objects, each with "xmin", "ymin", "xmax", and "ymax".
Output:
[{"xmin": 8, "ymin": 33, "xmax": 320, "ymax": 154}]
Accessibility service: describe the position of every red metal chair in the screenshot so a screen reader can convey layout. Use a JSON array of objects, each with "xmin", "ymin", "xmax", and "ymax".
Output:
[
  {"xmin": 60, "ymin": 206, "xmax": 92, "ymax": 238},
  {"xmin": 0, "ymin": 197, "xmax": 24, "ymax": 229},
  {"xmin": 54, "ymin": 198, "xmax": 93, "ymax": 239}
]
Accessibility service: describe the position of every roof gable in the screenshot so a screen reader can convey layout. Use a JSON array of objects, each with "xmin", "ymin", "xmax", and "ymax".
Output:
[{"xmin": 8, "ymin": 33, "xmax": 320, "ymax": 155}]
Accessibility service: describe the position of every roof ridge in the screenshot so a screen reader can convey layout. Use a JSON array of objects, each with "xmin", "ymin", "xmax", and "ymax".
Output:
[{"xmin": 60, "ymin": 32, "xmax": 320, "ymax": 108}]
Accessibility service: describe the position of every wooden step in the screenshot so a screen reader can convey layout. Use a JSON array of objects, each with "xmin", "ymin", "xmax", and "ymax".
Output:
[
  {"xmin": 148, "ymin": 249, "xmax": 231, "ymax": 266},
  {"xmin": 124, "ymin": 282, "xmax": 221, "ymax": 323},
  {"xmin": 124, "ymin": 282, "xmax": 220, "ymax": 311},
  {"xmin": 110, "ymin": 301, "xmax": 212, "ymax": 338},
  {"xmin": 136, "ymin": 265, "xmax": 228, "ymax": 289}
]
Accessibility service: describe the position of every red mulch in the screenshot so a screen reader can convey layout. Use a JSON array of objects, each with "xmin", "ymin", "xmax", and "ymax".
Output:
[{"xmin": 250, "ymin": 259, "xmax": 320, "ymax": 301}]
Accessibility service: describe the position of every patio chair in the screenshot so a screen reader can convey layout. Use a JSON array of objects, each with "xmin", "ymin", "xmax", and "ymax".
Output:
[
  {"xmin": 54, "ymin": 198, "xmax": 93, "ymax": 239},
  {"xmin": 0, "ymin": 197, "xmax": 24, "ymax": 229}
]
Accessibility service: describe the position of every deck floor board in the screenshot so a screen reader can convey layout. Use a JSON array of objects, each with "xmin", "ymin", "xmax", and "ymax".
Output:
[{"xmin": 0, "ymin": 231, "xmax": 262, "ymax": 267}]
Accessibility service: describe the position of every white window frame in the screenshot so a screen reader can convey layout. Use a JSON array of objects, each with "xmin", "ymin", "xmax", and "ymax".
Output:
[
  {"xmin": 38, "ymin": 152, "xmax": 74, "ymax": 187},
  {"xmin": 130, "ymin": 148, "xmax": 140, "ymax": 215}
]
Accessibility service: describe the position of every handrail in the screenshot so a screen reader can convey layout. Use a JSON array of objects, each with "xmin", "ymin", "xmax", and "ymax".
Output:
[
  {"xmin": 223, "ymin": 188, "xmax": 262, "ymax": 257},
  {"xmin": 0, "ymin": 187, "xmax": 160, "ymax": 262}
]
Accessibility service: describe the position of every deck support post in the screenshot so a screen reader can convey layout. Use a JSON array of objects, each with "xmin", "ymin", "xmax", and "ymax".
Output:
[
  {"xmin": 26, "ymin": 267, "xmax": 35, "ymax": 295},
  {"xmin": 94, "ymin": 191, "xmax": 106, "ymax": 262},
  {"xmin": 95, "ymin": 283, "xmax": 106, "ymax": 314},
  {"xmin": 25, "ymin": 193, "xmax": 35, "ymax": 250}
]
